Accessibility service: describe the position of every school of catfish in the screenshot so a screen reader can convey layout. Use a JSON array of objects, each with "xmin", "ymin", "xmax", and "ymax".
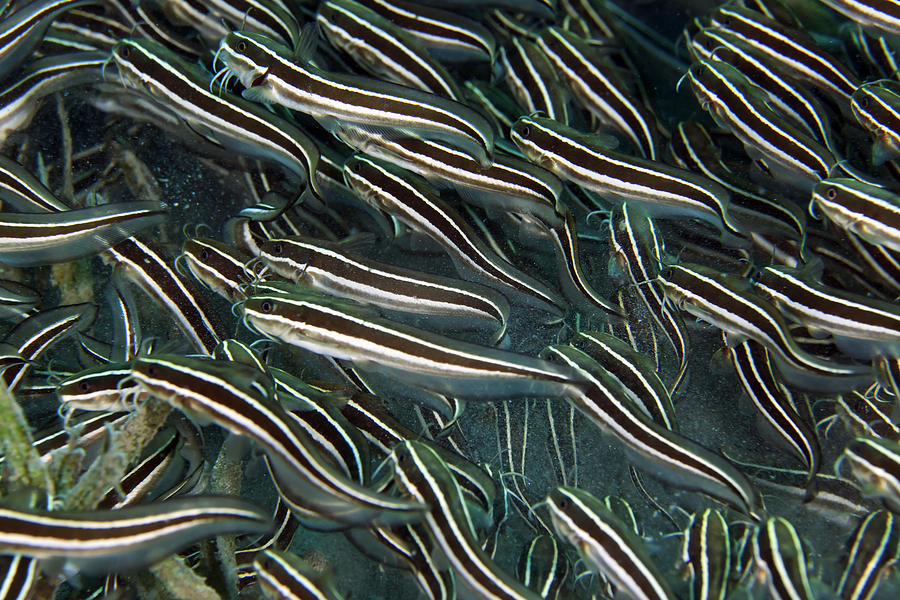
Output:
[{"xmin": 2, "ymin": 0, "xmax": 900, "ymax": 598}]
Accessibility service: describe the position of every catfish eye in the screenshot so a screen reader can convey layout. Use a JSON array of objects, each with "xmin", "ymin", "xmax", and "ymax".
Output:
[
  {"xmin": 272, "ymin": 243, "xmax": 283, "ymax": 255},
  {"xmin": 859, "ymin": 96, "xmax": 870, "ymax": 109},
  {"xmin": 826, "ymin": 187, "xmax": 837, "ymax": 200},
  {"xmin": 200, "ymin": 248, "xmax": 210, "ymax": 261},
  {"xmin": 147, "ymin": 365, "xmax": 157, "ymax": 376},
  {"xmin": 260, "ymin": 301, "xmax": 273, "ymax": 313},
  {"xmin": 351, "ymin": 162, "xmax": 362, "ymax": 173},
  {"xmin": 236, "ymin": 41, "xmax": 247, "ymax": 52},
  {"xmin": 520, "ymin": 125, "xmax": 531, "ymax": 136},
  {"xmin": 556, "ymin": 496, "xmax": 569, "ymax": 510},
  {"xmin": 119, "ymin": 46, "xmax": 131, "ymax": 59},
  {"xmin": 80, "ymin": 382, "xmax": 90, "ymax": 392}
]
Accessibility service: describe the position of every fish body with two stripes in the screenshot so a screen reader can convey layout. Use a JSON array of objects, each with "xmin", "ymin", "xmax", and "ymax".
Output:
[
  {"xmin": 0, "ymin": 0, "xmax": 94, "ymax": 81},
  {"xmin": 0, "ymin": 51, "xmax": 106, "ymax": 146},
  {"xmin": 2, "ymin": 302, "xmax": 96, "ymax": 390},
  {"xmin": 687, "ymin": 28, "xmax": 836, "ymax": 154},
  {"xmin": 667, "ymin": 120, "xmax": 807, "ymax": 243},
  {"xmin": 215, "ymin": 28, "xmax": 495, "ymax": 168},
  {"xmin": 160, "ymin": 0, "xmax": 300, "ymax": 50},
  {"xmin": 331, "ymin": 127, "xmax": 565, "ymax": 227},
  {"xmin": 317, "ymin": 0, "xmax": 463, "ymax": 100},
  {"xmin": 680, "ymin": 508, "xmax": 731, "ymax": 600},
  {"xmin": 109, "ymin": 37, "xmax": 321, "ymax": 199},
  {"xmin": 391, "ymin": 440, "xmax": 544, "ymax": 600},
  {"xmin": 607, "ymin": 204, "xmax": 689, "ymax": 393},
  {"xmin": 104, "ymin": 237, "xmax": 224, "ymax": 356},
  {"xmin": 0, "ymin": 155, "xmax": 71, "ymax": 214},
  {"xmin": 709, "ymin": 6, "xmax": 861, "ymax": 103},
  {"xmin": 541, "ymin": 344, "xmax": 765, "ymax": 520},
  {"xmin": 0, "ymin": 496, "xmax": 271, "ymax": 576},
  {"xmin": 241, "ymin": 290, "xmax": 584, "ymax": 401},
  {"xmin": 571, "ymin": 330, "xmax": 678, "ymax": 431},
  {"xmin": 178, "ymin": 236, "xmax": 254, "ymax": 303},
  {"xmin": 851, "ymin": 81, "xmax": 900, "ymax": 166},
  {"xmin": 687, "ymin": 58, "xmax": 837, "ymax": 188},
  {"xmin": 724, "ymin": 336, "xmax": 822, "ymax": 500},
  {"xmin": 658, "ymin": 263, "xmax": 873, "ymax": 392},
  {"xmin": 841, "ymin": 436, "xmax": 900, "ymax": 514},
  {"xmin": 56, "ymin": 362, "xmax": 147, "ymax": 413},
  {"xmin": 254, "ymin": 549, "xmax": 345, "ymax": 600},
  {"xmin": 813, "ymin": 178, "xmax": 900, "ymax": 255},
  {"xmin": 500, "ymin": 35, "xmax": 571, "ymax": 127},
  {"xmin": 353, "ymin": 0, "xmax": 496, "ymax": 63},
  {"xmin": 510, "ymin": 116, "xmax": 741, "ymax": 237},
  {"xmin": 256, "ymin": 236, "xmax": 510, "ymax": 342},
  {"xmin": 130, "ymin": 354, "xmax": 427, "ymax": 526},
  {"xmin": 536, "ymin": 26, "xmax": 662, "ymax": 160},
  {"xmin": 0, "ymin": 202, "xmax": 165, "ymax": 267},
  {"xmin": 837, "ymin": 509, "xmax": 900, "ymax": 600},
  {"xmin": 342, "ymin": 154, "xmax": 567, "ymax": 317},
  {"xmin": 818, "ymin": 0, "xmax": 900, "ymax": 38},
  {"xmin": 517, "ymin": 535, "xmax": 568, "ymax": 600},
  {"xmin": 752, "ymin": 516, "xmax": 815, "ymax": 600},
  {"xmin": 753, "ymin": 264, "xmax": 900, "ymax": 359},
  {"xmin": 545, "ymin": 486, "xmax": 675, "ymax": 600}
]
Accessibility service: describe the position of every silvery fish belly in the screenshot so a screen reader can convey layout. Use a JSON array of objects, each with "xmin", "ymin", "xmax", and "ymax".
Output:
[{"xmin": 7, "ymin": 0, "xmax": 900, "ymax": 598}]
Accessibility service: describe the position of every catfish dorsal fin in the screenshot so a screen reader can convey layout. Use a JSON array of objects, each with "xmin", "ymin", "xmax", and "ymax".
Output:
[{"xmin": 295, "ymin": 23, "xmax": 319, "ymax": 63}]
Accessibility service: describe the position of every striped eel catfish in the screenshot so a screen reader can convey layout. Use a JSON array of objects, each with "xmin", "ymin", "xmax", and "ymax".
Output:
[
  {"xmin": 607, "ymin": 204, "xmax": 688, "ymax": 393},
  {"xmin": 178, "ymin": 236, "xmax": 255, "ymax": 303},
  {"xmin": 317, "ymin": 0, "xmax": 462, "ymax": 100},
  {"xmin": 752, "ymin": 516, "xmax": 814, "ymax": 600},
  {"xmin": 659, "ymin": 263, "xmax": 873, "ymax": 391},
  {"xmin": 104, "ymin": 237, "xmax": 224, "ymax": 355},
  {"xmin": 214, "ymin": 27, "xmax": 494, "ymax": 167},
  {"xmin": 331, "ymin": 119, "xmax": 565, "ymax": 228},
  {"xmin": 545, "ymin": 486, "xmax": 675, "ymax": 600},
  {"xmin": 572, "ymin": 330, "xmax": 677, "ymax": 431},
  {"xmin": 0, "ymin": 51, "xmax": 106, "ymax": 146},
  {"xmin": 687, "ymin": 58, "xmax": 836, "ymax": 187},
  {"xmin": 839, "ymin": 436, "xmax": 900, "ymax": 513},
  {"xmin": 256, "ymin": 236, "xmax": 510, "ymax": 341},
  {"xmin": 241, "ymin": 290, "xmax": 583, "ymax": 400},
  {"xmin": 709, "ymin": 6, "xmax": 861, "ymax": 102},
  {"xmin": 499, "ymin": 35, "xmax": 570, "ymax": 126},
  {"xmin": 131, "ymin": 354, "xmax": 426, "ymax": 526},
  {"xmin": 511, "ymin": 116, "xmax": 741, "ymax": 236},
  {"xmin": 254, "ymin": 549, "xmax": 346, "ymax": 600},
  {"xmin": 680, "ymin": 508, "xmax": 731, "ymax": 600},
  {"xmin": 343, "ymin": 154, "xmax": 566, "ymax": 316},
  {"xmin": 724, "ymin": 336, "xmax": 822, "ymax": 499},
  {"xmin": 0, "ymin": 0, "xmax": 95, "ymax": 81},
  {"xmin": 837, "ymin": 509, "xmax": 900, "ymax": 600},
  {"xmin": 0, "ymin": 202, "xmax": 164, "ymax": 267},
  {"xmin": 541, "ymin": 344, "xmax": 765, "ymax": 519},
  {"xmin": 354, "ymin": 0, "xmax": 496, "ymax": 63},
  {"xmin": 817, "ymin": 0, "xmax": 900, "ymax": 37},
  {"xmin": 0, "ymin": 496, "xmax": 270, "ymax": 575},
  {"xmin": 754, "ymin": 264, "xmax": 900, "ymax": 359},
  {"xmin": 109, "ymin": 37, "xmax": 321, "ymax": 199},
  {"xmin": 391, "ymin": 440, "xmax": 543, "ymax": 600},
  {"xmin": 537, "ymin": 25, "xmax": 661, "ymax": 159},
  {"xmin": 852, "ymin": 80, "xmax": 900, "ymax": 165},
  {"xmin": 812, "ymin": 178, "xmax": 900, "ymax": 255}
]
